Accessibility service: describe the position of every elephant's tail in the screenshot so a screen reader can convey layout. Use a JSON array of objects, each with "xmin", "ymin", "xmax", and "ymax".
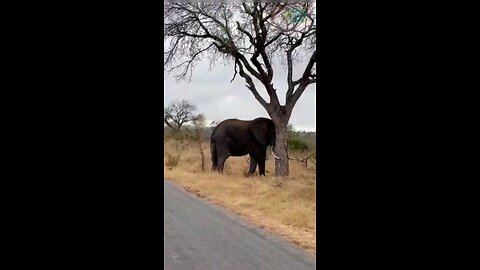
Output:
[{"xmin": 211, "ymin": 142, "xmax": 217, "ymax": 171}]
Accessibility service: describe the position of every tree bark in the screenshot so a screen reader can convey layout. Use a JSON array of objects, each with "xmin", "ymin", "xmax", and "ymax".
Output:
[
  {"xmin": 270, "ymin": 113, "xmax": 290, "ymax": 177},
  {"xmin": 199, "ymin": 141, "xmax": 205, "ymax": 172}
]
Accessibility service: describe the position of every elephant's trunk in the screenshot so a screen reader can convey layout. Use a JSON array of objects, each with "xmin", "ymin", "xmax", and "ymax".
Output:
[{"xmin": 271, "ymin": 147, "xmax": 281, "ymax": 160}]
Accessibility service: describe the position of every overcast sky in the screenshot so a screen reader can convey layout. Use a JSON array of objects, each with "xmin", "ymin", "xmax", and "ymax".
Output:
[{"xmin": 164, "ymin": 54, "xmax": 316, "ymax": 132}]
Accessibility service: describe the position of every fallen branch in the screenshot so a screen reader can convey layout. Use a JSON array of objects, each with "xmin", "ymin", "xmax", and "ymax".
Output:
[
  {"xmin": 288, "ymin": 152, "xmax": 316, "ymax": 167},
  {"xmin": 300, "ymin": 152, "xmax": 316, "ymax": 162}
]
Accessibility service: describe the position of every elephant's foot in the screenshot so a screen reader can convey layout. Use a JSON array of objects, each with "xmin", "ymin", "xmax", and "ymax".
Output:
[{"xmin": 211, "ymin": 168, "xmax": 224, "ymax": 174}]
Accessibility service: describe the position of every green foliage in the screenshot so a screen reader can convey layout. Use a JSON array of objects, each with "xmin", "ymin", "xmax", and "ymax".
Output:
[
  {"xmin": 288, "ymin": 137, "xmax": 309, "ymax": 152},
  {"xmin": 286, "ymin": 124, "xmax": 314, "ymax": 153}
]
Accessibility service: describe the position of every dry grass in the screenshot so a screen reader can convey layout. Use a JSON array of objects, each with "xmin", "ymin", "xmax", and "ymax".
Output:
[{"xmin": 164, "ymin": 139, "xmax": 317, "ymax": 254}]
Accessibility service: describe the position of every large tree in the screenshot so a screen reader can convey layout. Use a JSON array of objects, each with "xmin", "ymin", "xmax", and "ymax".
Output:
[
  {"xmin": 164, "ymin": 3, "xmax": 316, "ymax": 176},
  {"xmin": 164, "ymin": 99, "xmax": 200, "ymax": 132}
]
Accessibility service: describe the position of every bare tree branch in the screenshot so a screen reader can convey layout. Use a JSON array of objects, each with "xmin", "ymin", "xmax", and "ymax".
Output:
[
  {"xmin": 286, "ymin": 50, "xmax": 316, "ymax": 113},
  {"xmin": 236, "ymin": 21, "xmax": 254, "ymax": 44},
  {"xmin": 261, "ymin": 3, "xmax": 287, "ymax": 23},
  {"xmin": 165, "ymin": 2, "xmax": 316, "ymax": 119},
  {"xmin": 238, "ymin": 4, "xmax": 280, "ymax": 104},
  {"xmin": 230, "ymin": 63, "xmax": 238, "ymax": 83},
  {"xmin": 167, "ymin": 43, "xmax": 217, "ymax": 81},
  {"xmin": 164, "ymin": 117, "xmax": 175, "ymax": 130},
  {"xmin": 236, "ymin": 59, "xmax": 268, "ymax": 109},
  {"xmin": 298, "ymin": 50, "xmax": 317, "ymax": 84},
  {"xmin": 286, "ymin": 35, "xmax": 306, "ymax": 97},
  {"xmin": 164, "ymin": 100, "xmax": 199, "ymax": 131},
  {"xmin": 284, "ymin": 15, "xmax": 316, "ymax": 98}
]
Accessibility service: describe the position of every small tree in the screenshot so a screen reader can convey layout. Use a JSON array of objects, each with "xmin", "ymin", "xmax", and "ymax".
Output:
[
  {"xmin": 186, "ymin": 114, "xmax": 207, "ymax": 172},
  {"xmin": 164, "ymin": 3, "xmax": 316, "ymax": 176},
  {"xmin": 164, "ymin": 99, "xmax": 199, "ymax": 132}
]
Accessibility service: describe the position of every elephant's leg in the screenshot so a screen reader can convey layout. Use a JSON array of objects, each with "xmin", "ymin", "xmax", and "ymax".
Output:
[
  {"xmin": 255, "ymin": 149, "xmax": 267, "ymax": 175},
  {"xmin": 213, "ymin": 143, "xmax": 230, "ymax": 173},
  {"xmin": 258, "ymin": 159, "xmax": 266, "ymax": 176},
  {"xmin": 217, "ymin": 155, "xmax": 228, "ymax": 173},
  {"xmin": 247, "ymin": 154, "xmax": 257, "ymax": 176},
  {"xmin": 211, "ymin": 153, "xmax": 217, "ymax": 172},
  {"xmin": 211, "ymin": 154, "xmax": 220, "ymax": 172}
]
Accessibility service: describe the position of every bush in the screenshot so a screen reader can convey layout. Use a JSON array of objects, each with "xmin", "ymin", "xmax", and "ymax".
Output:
[
  {"xmin": 164, "ymin": 140, "xmax": 186, "ymax": 169},
  {"xmin": 165, "ymin": 152, "xmax": 181, "ymax": 168},
  {"xmin": 288, "ymin": 137, "xmax": 309, "ymax": 152},
  {"xmin": 165, "ymin": 129, "xmax": 204, "ymax": 142}
]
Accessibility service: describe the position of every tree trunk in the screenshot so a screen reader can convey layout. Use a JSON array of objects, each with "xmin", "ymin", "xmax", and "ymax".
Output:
[
  {"xmin": 198, "ymin": 141, "xmax": 205, "ymax": 172},
  {"xmin": 196, "ymin": 133, "xmax": 205, "ymax": 172},
  {"xmin": 272, "ymin": 118, "xmax": 289, "ymax": 177}
]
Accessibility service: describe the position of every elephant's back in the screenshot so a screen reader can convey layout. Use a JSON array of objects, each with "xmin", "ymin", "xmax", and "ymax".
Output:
[{"xmin": 211, "ymin": 119, "xmax": 251, "ymax": 142}]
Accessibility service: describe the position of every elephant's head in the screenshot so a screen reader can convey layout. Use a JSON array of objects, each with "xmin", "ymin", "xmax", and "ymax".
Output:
[{"xmin": 250, "ymin": 118, "xmax": 276, "ymax": 148}]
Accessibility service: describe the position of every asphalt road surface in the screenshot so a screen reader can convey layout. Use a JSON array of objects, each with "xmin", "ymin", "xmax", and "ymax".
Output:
[{"xmin": 164, "ymin": 179, "xmax": 316, "ymax": 270}]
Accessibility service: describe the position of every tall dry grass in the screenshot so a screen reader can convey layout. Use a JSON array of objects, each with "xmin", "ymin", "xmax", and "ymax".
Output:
[{"xmin": 164, "ymin": 139, "xmax": 317, "ymax": 253}]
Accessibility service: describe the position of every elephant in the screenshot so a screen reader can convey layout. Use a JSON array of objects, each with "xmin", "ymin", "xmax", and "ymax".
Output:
[{"xmin": 210, "ymin": 117, "xmax": 279, "ymax": 176}]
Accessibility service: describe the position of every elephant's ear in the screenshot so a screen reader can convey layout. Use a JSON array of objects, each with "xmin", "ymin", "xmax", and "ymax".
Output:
[{"xmin": 250, "ymin": 122, "xmax": 268, "ymax": 146}]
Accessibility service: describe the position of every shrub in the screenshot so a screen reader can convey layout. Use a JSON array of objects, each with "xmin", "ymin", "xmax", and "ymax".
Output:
[
  {"xmin": 165, "ymin": 152, "xmax": 181, "ymax": 168},
  {"xmin": 288, "ymin": 137, "xmax": 309, "ymax": 152},
  {"xmin": 164, "ymin": 140, "xmax": 186, "ymax": 169}
]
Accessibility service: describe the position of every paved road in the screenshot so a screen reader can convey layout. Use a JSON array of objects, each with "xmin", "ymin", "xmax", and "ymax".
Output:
[{"xmin": 164, "ymin": 179, "xmax": 316, "ymax": 270}]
